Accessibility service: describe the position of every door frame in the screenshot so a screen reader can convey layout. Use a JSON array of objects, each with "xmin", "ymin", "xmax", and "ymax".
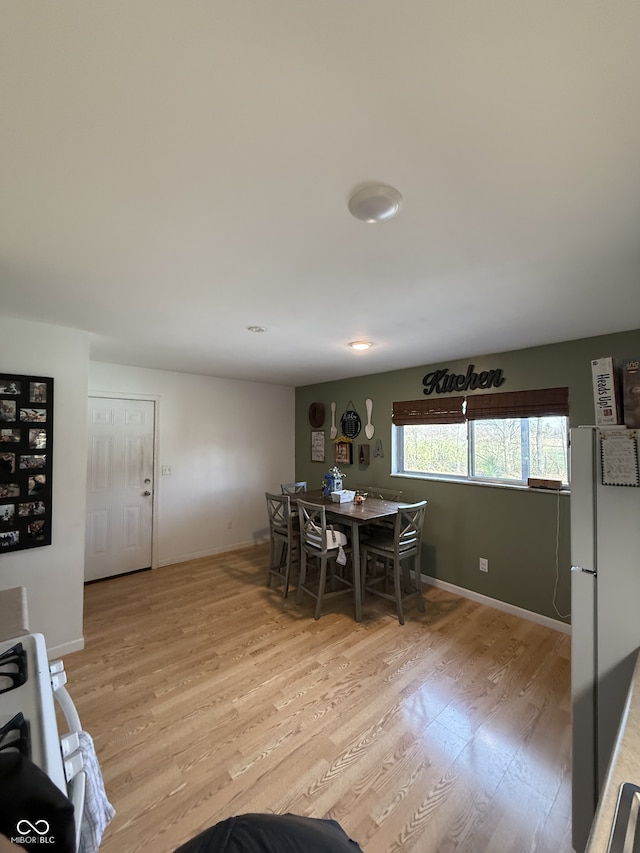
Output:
[{"xmin": 86, "ymin": 390, "xmax": 160, "ymax": 570}]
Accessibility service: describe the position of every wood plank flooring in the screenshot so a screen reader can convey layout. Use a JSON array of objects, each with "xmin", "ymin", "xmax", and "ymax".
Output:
[{"xmin": 62, "ymin": 544, "xmax": 572, "ymax": 853}]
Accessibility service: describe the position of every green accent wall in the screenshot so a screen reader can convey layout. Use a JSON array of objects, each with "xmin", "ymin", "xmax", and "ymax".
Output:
[{"xmin": 295, "ymin": 328, "xmax": 640, "ymax": 625}]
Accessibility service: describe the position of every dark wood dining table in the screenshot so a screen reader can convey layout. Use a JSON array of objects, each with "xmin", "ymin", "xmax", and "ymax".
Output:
[{"xmin": 292, "ymin": 489, "xmax": 406, "ymax": 622}]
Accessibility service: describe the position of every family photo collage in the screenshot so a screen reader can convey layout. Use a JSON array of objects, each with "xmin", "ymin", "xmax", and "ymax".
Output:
[{"xmin": 0, "ymin": 373, "xmax": 53, "ymax": 553}]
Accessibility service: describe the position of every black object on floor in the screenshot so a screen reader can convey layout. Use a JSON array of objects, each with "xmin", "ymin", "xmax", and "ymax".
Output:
[{"xmin": 173, "ymin": 813, "xmax": 366, "ymax": 853}]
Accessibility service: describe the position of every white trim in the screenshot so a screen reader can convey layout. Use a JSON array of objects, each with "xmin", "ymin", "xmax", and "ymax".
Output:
[
  {"xmin": 156, "ymin": 538, "xmax": 263, "ymax": 568},
  {"xmin": 47, "ymin": 637, "xmax": 85, "ymax": 658},
  {"xmin": 422, "ymin": 574, "xmax": 571, "ymax": 634},
  {"xmin": 393, "ymin": 471, "xmax": 570, "ymax": 495}
]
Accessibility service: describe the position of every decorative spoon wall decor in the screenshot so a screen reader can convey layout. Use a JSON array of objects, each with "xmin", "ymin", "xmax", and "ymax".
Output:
[
  {"xmin": 330, "ymin": 402, "xmax": 337, "ymax": 439},
  {"xmin": 364, "ymin": 398, "xmax": 374, "ymax": 439}
]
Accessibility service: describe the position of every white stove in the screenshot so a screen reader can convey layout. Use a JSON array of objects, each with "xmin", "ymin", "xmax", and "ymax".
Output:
[{"xmin": 0, "ymin": 632, "xmax": 85, "ymax": 850}]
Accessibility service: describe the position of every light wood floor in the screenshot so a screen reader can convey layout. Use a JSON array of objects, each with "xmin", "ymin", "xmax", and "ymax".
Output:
[{"xmin": 62, "ymin": 544, "xmax": 572, "ymax": 853}]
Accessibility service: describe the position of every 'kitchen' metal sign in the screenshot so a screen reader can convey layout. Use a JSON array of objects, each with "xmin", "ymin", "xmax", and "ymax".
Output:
[{"xmin": 423, "ymin": 364, "xmax": 506, "ymax": 395}]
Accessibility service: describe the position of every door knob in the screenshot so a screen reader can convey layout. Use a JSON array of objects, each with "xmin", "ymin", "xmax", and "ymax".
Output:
[{"xmin": 142, "ymin": 490, "xmax": 151, "ymax": 497}]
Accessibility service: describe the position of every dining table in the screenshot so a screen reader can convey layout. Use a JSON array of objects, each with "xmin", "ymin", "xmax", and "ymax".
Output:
[{"xmin": 292, "ymin": 489, "xmax": 406, "ymax": 622}]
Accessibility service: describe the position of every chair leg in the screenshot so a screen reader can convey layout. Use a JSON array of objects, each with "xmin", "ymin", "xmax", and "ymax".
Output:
[
  {"xmin": 283, "ymin": 542, "xmax": 299, "ymax": 599},
  {"xmin": 296, "ymin": 550, "xmax": 308, "ymax": 604},
  {"xmin": 401, "ymin": 561, "xmax": 413, "ymax": 594},
  {"xmin": 282, "ymin": 545, "xmax": 291, "ymax": 598},
  {"xmin": 267, "ymin": 537, "xmax": 276, "ymax": 587},
  {"xmin": 415, "ymin": 554, "xmax": 425, "ymax": 612},
  {"xmin": 268, "ymin": 538, "xmax": 286, "ymax": 587},
  {"xmin": 286, "ymin": 540, "xmax": 301, "ymax": 598},
  {"xmin": 394, "ymin": 559, "xmax": 405, "ymax": 625},
  {"xmin": 360, "ymin": 549, "xmax": 368, "ymax": 603},
  {"xmin": 315, "ymin": 555, "xmax": 327, "ymax": 620},
  {"xmin": 268, "ymin": 537, "xmax": 295, "ymax": 598}
]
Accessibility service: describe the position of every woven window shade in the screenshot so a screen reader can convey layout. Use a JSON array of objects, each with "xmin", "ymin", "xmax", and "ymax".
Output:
[
  {"xmin": 392, "ymin": 396, "xmax": 465, "ymax": 426},
  {"xmin": 465, "ymin": 387, "xmax": 569, "ymax": 421}
]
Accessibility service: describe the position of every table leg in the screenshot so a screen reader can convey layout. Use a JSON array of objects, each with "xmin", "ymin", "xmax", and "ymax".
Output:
[{"xmin": 350, "ymin": 520, "xmax": 362, "ymax": 622}]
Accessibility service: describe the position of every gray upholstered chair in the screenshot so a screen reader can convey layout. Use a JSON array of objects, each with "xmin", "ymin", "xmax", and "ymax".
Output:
[
  {"xmin": 361, "ymin": 500, "xmax": 427, "ymax": 624},
  {"xmin": 296, "ymin": 499, "xmax": 352, "ymax": 620},
  {"xmin": 265, "ymin": 492, "xmax": 299, "ymax": 598}
]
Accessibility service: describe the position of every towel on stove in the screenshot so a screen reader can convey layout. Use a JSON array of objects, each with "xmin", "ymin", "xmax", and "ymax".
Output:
[{"xmin": 77, "ymin": 730, "xmax": 115, "ymax": 853}]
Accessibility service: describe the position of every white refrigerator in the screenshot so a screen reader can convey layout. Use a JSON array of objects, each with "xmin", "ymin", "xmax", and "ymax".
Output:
[{"xmin": 570, "ymin": 426, "xmax": 640, "ymax": 853}]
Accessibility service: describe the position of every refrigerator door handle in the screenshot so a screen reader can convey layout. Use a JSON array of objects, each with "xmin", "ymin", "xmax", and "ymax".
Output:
[{"xmin": 571, "ymin": 565, "xmax": 597, "ymax": 576}]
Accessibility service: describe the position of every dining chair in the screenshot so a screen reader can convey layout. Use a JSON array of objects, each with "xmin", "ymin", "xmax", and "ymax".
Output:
[
  {"xmin": 281, "ymin": 481, "xmax": 307, "ymax": 495},
  {"xmin": 357, "ymin": 486, "xmax": 404, "ymax": 534},
  {"xmin": 265, "ymin": 492, "xmax": 299, "ymax": 598},
  {"xmin": 361, "ymin": 500, "xmax": 427, "ymax": 624},
  {"xmin": 296, "ymin": 499, "xmax": 352, "ymax": 620},
  {"xmin": 358, "ymin": 486, "xmax": 403, "ymax": 501},
  {"xmin": 281, "ymin": 482, "xmax": 307, "ymax": 518}
]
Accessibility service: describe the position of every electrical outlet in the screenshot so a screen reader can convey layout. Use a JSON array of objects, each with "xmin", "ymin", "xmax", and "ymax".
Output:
[
  {"xmin": 226, "ymin": 520, "xmax": 233, "ymax": 530},
  {"xmin": 479, "ymin": 557, "xmax": 489, "ymax": 573}
]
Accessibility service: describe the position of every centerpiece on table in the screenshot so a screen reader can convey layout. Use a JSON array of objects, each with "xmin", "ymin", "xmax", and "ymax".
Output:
[{"xmin": 322, "ymin": 466, "xmax": 346, "ymax": 497}]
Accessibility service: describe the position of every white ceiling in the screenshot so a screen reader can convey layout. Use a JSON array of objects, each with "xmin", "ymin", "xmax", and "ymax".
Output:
[{"xmin": 1, "ymin": 2, "xmax": 639, "ymax": 387}]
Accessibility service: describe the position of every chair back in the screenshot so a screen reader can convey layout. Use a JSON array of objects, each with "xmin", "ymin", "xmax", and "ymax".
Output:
[
  {"xmin": 281, "ymin": 481, "xmax": 307, "ymax": 495},
  {"xmin": 298, "ymin": 499, "xmax": 348, "ymax": 557},
  {"xmin": 394, "ymin": 500, "xmax": 427, "ymax": 556},
  {"xmin": 266, "ymin": 492, "xmax": 293, "ymax": 538},
  {"xmin": 358, "ymin": 485, "xmax": 403, "ymax": 501},
  {"xmin": 297, "ymin": 499, "xmax": 328, "ymax": 553}
]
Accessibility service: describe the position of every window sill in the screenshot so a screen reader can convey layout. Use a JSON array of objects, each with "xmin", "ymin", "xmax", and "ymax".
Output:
[{"xmin": 391, "ymin": 471, "xmax": 570, "ymax": 495}]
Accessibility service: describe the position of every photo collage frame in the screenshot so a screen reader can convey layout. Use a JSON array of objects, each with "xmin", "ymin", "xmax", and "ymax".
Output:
[{"xmin": 0, "ymin": 373, "xmax": 53, "ymax": 553}]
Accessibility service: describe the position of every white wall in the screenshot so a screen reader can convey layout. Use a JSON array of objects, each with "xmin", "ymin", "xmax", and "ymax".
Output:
[
  {"xmin": 89, "ymin": 362, "xmax": 295, "ymax": 566},
  {"xmin": 0, "ymin": 317, "xmax": 89, "ymax": 655}
]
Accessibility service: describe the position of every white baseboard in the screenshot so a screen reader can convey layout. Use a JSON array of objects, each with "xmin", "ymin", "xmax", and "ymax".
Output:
[
  {"xmin": 422, "ymin": 574, "xmax": 571, "ymax": 635},
  {"xmin": 48, "ymin": 637, "xmax": 85, "ymax": 658},
  {"xmin": 156, "ymin": 538, "xmax": 262, "ymax": 568}
]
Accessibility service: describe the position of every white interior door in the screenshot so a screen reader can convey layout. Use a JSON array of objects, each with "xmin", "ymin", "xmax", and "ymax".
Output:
[{"xmin": 85, "ymin": 397, "xmax": 155, "ymax": 581}]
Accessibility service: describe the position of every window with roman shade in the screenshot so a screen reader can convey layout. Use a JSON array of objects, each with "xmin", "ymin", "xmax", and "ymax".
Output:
[
  {"xmin": 393, "ymin": 387, "xmax": 569, "ymax": 425},
  {"xmin": 464, "ymin": 387, "xmax": 569, "ymax": 421},
  {"xmin": 392, "ymin": 387, "xmax": 570, "ymax": 485},
  {"xmin": 392, "ymin": 396, "xmax": 465, "ymax": 426}
]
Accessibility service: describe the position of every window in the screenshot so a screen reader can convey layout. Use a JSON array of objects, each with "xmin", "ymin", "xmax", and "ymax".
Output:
[
  {"xmin": 393, "ymin": 388, "xmax": 569, "ymax": 486},
  {"xmin": 401, "ymin": 422, "xmax": 468, "ymax": 477}
]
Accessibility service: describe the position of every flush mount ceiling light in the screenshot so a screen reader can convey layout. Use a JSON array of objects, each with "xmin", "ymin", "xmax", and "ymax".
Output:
[
  {"xmin": 349, "ymin": 340, "xmax": 373, "ymax": 351},
  {"xmin": 348, "ymin": 184, "xmax": 402, "ymax": 223},
  {"xmin": 247, "ymin": 325, "xmax": 267, "ymax": 333}
]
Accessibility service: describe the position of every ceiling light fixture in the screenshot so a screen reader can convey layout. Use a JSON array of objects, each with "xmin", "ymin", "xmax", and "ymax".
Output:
[
  {"xmin": 247, "ymin": 325, "xmax": 267, "ymax": 333},
  {"xmin": 349, "ymin": 341, "xmax": 373, "ymax": 351},
  {"xmin": 348, "ymin": 184, "xmax": 402, "ymax": 223}
]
